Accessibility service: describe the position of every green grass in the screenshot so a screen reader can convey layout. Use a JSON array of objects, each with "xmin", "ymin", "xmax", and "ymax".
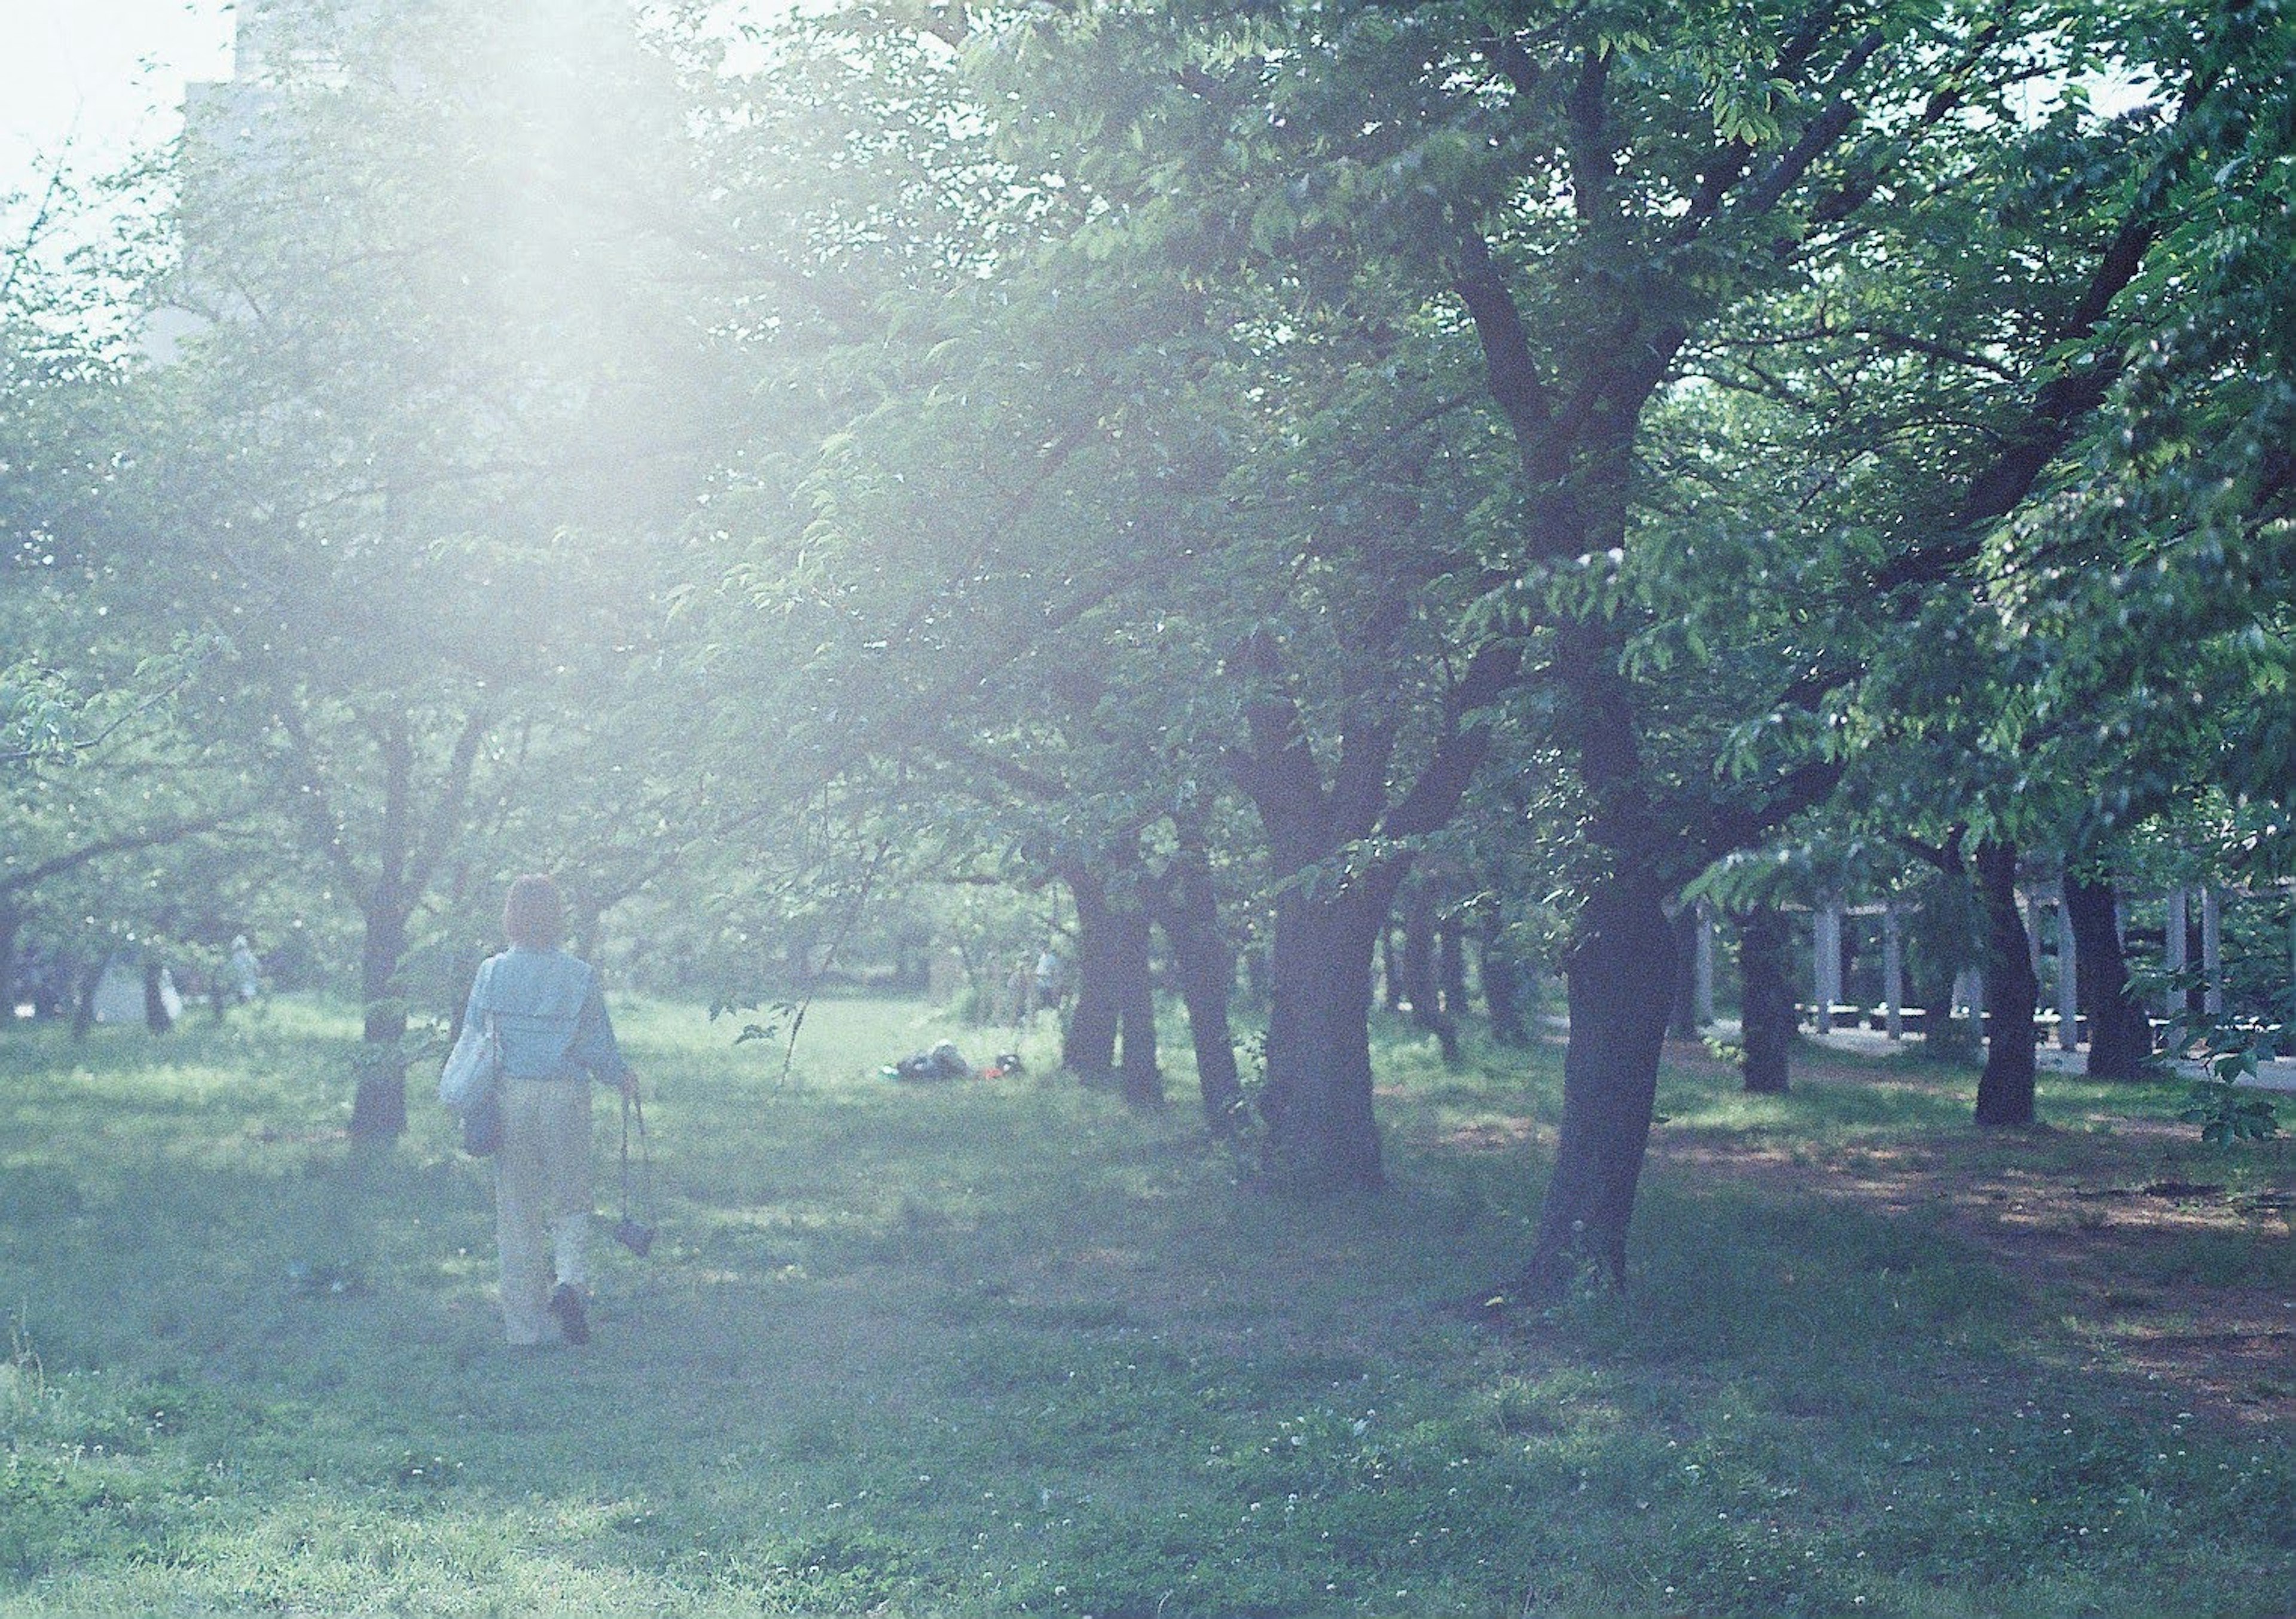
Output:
[{"xmin": 1, "ymin": 997, "xmax": 2291, "ymax": 1617}]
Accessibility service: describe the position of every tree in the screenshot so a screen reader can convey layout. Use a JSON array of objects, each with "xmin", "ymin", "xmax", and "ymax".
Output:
[{"xmin": 83, "ymin": 1, "xmax": 723, "ymax": 1134}]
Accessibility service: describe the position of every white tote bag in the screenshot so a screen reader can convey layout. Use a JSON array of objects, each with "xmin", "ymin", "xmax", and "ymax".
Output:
[{"xmin": 438, "ymin": 1014, "xmax": 503, "ymax": 1111}]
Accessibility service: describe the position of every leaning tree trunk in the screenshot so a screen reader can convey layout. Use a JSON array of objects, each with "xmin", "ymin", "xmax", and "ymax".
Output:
[
  {"xmin": 1736, "ymin": 906, "xmax": 1794, "ymax": 1095},
  {"xmin": 2065, "ymin": 869, "xmax": 2152, "ymax": 1079},
  {"xmin": 1973, "ymin": 841, "xmax": 2039, "ymax": 1126},
  {"xmin": 1524, "ymin": 865, "xmax": 1676, "ymax": 1299},
  {"xmin": 1062, "ymin": 870, "xmax": 1120, "ymax": 1082}
]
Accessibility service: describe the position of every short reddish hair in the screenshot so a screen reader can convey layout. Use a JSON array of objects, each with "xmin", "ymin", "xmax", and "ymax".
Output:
[{"xmin": 502, "ymin": 873, "xmax": 566, "ymax": 949}]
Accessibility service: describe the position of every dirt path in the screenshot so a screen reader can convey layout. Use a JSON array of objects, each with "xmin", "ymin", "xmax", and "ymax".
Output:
[{"xmin": 1655, "ymin": 1046, "xmax": 2296, "ymax": 1425}]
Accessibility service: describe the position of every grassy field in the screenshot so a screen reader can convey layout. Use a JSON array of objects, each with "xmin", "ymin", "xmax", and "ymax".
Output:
[{"xmin": 1, "ymin": 995, "xmax": 2292, "ymax": 1617}]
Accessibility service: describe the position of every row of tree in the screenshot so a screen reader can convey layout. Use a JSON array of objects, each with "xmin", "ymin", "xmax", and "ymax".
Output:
[{"xmin": 4, "ymin": 0, "xmax": 2291, "ymax": 1299}]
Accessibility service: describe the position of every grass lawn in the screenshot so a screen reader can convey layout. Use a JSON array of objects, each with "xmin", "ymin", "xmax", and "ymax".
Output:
[{"xmin": 1, "ymin": 995, "xmax": 2292, "ymax": 1617}]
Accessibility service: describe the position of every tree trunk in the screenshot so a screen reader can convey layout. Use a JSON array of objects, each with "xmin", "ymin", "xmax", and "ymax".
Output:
[
  {"xmin": 142, "ymin": 957, "xmax": 174, "ymax": 1035},
  {"xmin": 1974, "ymin": 841, "xmax": 2039, "ymax": 1126},
  {"xmin": 2065, "ymin": 869, "xmax": 2151, "ymax": 1079},
  {"xmin": 1736, "ymin": 906, "xmax": 1794, "ymax": 1095},
  {"xmin": 1399, "ymin": 883, "xmax": 1461, "ymax": 1064},
  {"xmin": 1151, "ymin": 839, "xmax": 1242, "ymax": 1132},
  {"xmin": 1481, "ymin": 918, "xmax": 1528, "ymax": 1046},
  {"xmin": 1259, "ymin": 879, "xmax": 1395, "ymax": 1190},
  {"xmin": 349, "ymin": 901, "xmax": 411, "ymax": 1140},
  {"xmin": 1667, "ymin": 904, "xmax": 1701, "ymax": 1041},
  {"xmin": 1111, "ymin": 893, "xmax": 1162, "ymax": 1109},
  {"xmin": 1438, "ymin": 918, "xmax": 1469, "ymax": 1019},
  {"xmin": 1524, "ymin": 866, "xmax": 1675, "ymax": 1297},
  {"xmin": 69, "ymin": 955, "xmax": 99, "ymax": 1040},
  {"xmin": 0, "ymin": 902, "xmax": 19, "ymax": 1031},
  {"xmin": 1379, "ymin": 926, "xmax": 1405, "ymax": 1012},
  {"xmin": 1063, "ymin": 870, "xmax": 1119, "ymax": 1082}
]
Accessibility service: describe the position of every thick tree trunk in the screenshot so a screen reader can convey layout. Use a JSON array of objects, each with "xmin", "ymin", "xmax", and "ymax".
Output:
[
  {"xmin": 349, "ymin": 901, "xmax": 411, "ymax": 1140},
  {"xmin": 1736, "ymin": 906, "xmax": 1794, "ymax": 1095},
  {"xmin": 1063, "ymin": 872, "xmax": 1119, "ymax": 1082},
  {"xmin": 1152, "ymin": 841, "xmax": 1242, "ymax": 1132},
  {"xmin": 1974, "ymin": 841, "xmax": 2039, "ymax": 1126},
  {"xmin": 1399, "ymin": 883, "xmax": 1461, "ymax": 1065},
  {"xmin": 2065, "ymin": 869, "xmax": 2151, "ymax": 1079},
  {"xmin": 1525, "ymin": 866, "xmax": 1675, "ymax": 1297},
  {"xmin": 1482, "ymin": 919, "xmax": 1528, "ymax": 1047},
  {"xmin": 1259, "ymin": 880, "xmax": 1395, "ymax": 1190}
]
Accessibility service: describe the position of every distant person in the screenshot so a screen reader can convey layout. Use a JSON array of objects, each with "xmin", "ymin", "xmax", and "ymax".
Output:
[
  {"xmin": 459, "ymin": 873, "xmax": 637, "ymax": 1348},
  {"xmin": 1034, "ymin": 945, "xmax": 1065, "ymax": 1013}
]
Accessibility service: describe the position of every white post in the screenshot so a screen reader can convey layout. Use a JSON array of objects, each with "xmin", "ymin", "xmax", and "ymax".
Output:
[
  {"xmin": 1882, "ymin": 904, "xmax": 1904, "ymax": 1040},
  {"xmin": 2054, "ymin": 888, "xmax": 2079, "ymax": 1050},
  {"xmin": 2164, "ymin": 886, "xmax": 2188, "ymax": 1015},
  {"xmin": 2202, "ymin": 885, "xmax": 2224, "ymax": 1016},
  {"xmin": 1693, "ymin": 901, "xmax": 1715, "ymax": 1027},
  {"xmin": 1814, "ymin": 902, "xmax": 1843, "ymax": 1033}
]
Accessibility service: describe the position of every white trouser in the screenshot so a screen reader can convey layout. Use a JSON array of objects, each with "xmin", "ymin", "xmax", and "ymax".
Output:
[{"xmin": 494, "ymin": 1077, "xmax": 594, "ymax": 1344}]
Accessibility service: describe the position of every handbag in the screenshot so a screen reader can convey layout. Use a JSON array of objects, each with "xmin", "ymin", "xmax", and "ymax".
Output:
[
  {"xmin": 438, "ymin": 1012, "xmax": 503, "ymax": 1110},
  {"xmin": 460, "ymin": 1079, "xmax": 504, "ymax": 1157},
  {"xmin": 441, "ymin": 1006, "xmax": 505, "ymax": 1156}
]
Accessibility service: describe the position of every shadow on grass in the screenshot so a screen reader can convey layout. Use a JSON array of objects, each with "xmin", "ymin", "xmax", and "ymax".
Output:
[{"xmin": 1, "ymin": 998, "xmax": 2291, "ymax": 1618}]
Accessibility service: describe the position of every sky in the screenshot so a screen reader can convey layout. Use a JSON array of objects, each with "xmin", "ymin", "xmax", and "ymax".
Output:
[{"xmin": 1, "ymin": 0, "xmax": 236, "ymax": 203}]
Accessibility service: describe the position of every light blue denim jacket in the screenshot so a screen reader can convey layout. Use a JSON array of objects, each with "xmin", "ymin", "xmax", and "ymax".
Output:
[{"xmin": 463, "ymin": 947, "xmax": 629, "ymax": 1084}]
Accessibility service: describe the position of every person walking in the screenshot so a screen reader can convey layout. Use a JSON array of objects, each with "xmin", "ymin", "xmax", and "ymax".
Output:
[{"xmin": 462, "ymin": 873, "xmax": 637, "ymax": 1347}]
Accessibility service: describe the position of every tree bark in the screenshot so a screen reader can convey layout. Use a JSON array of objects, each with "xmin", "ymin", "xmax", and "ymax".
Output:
[
  {"xmin": 1524, "ymin": 865, "xmax": 1675, "ymax": 1297},
  {"xmin": 1258, "ymin": 878, "xmax": 1396, "ymax": 1190},
  {"xmin": 1111, "ymin": 889, "xmax": 1162, "ymax": 1109},
  {"xmin": 1150, "ymin": 832, "xmax": 1242, "ymax": 1131},
  {"xmin": 1438, "ymin": 917, "xmax": 1469, "ymax": 1019},
  {"xmin": 1974, "ymin": 840, "xmax": 2039, "ymax": 1126},
  {"xmin": 2065, "ymin": 869, "xmax": 2151, "ymax": 1079},
  {"xmin": 1481, "ymin": 918, "xmax": 1529, "ymax": 1047},
  {"xmin": 0, "ymin": 902, "xmax": 19, "ymax": 1030},
  {"xmin": 142, "ymin": 957, "xmax": 175, "ymax": 1035},
  {"xmin": 349, "ymin": 897, "xmax": 411, "ymax": 1139},
  {"xmin": 70, "ymin": 955, "xmax": 100, "ymax": 1041},
  {"xmin": 1399, "ymin": 882, "xmax": 1461, "ymax": 1065},
  {"xmin": 1667, "ymin": 904, "xmax": 1701, "ymax": 1041},
  {"xmin": 1736, "ymin": 906, "xmax": 1794, "ymax": 1095},
  {"xmin": 1062, "ymin": 868, "xmax": 1119, "ymax": 1082}
]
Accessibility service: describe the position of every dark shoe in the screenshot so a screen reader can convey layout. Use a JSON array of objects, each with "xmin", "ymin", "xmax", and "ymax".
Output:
[{"xmin": 548, "ymin": 1284, "xmax": 590, "ymax": 1345}]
